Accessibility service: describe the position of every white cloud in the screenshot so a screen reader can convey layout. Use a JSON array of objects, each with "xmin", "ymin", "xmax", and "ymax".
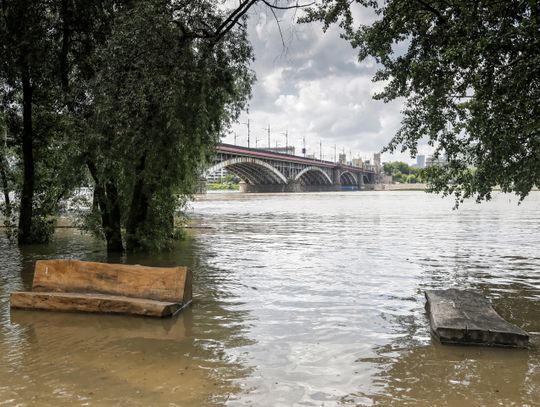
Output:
[
  {"xmin": 262, "ymin": 68, "xmax": 284, "ymax": 96},
  {"xmin": 224, "ymin": 6, "xmax": 431, "ymax": 164}
]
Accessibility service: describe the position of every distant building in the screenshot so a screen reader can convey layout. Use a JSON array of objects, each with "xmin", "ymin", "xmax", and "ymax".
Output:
[
  {"xmin": 426, "ymin": 155, "xmax": 448, "ymax": 167},
  {"xmin": 206, "ymin": 168, "xmax": 229, "ymax": 182},
  {"xmin": 351, "ymin": 157, "xmax": 363, "ymax": 167},
  {"xmin": 415, "ymin": 155, "xmax": 426, "ymax": 168},
  {"xmin": 338, "ymin": 153, "xmax": 347, "ymax": 164},
  {"xmin": 373, "ymin": 153, "xmax": 381, "ymax": 167},
  {"xmin": 255, "ymin": 146, "xmax": 295, "ymax": 155}
]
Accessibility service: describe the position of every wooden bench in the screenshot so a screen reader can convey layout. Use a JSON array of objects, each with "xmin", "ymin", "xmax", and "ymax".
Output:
[
  {"xmin": 425, "ymin": 289, "xmax": 529, "ymax": 348},
  {"xmin": 10, "ymin": 260, "xmax": 192, "ymax": 318}
]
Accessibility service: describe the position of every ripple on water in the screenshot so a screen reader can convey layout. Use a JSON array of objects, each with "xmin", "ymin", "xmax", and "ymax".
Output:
[{"xmin": 0, "ymin": 191, "xmax": 539, "ymax": 406}]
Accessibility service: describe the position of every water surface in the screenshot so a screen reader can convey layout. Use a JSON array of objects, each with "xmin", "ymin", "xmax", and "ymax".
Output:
[{"xmin": 0, "ymin": 191, "xmax": 539, "ymax": 406}]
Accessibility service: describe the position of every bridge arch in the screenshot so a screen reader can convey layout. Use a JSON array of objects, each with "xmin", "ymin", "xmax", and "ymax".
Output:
[
  {"xmin": 362, "ymin": 174, "xmax": 371, "ymax": 184},
  {"xmin": 294, "ymin": 167, "xmax": 333, "ymax": 185},
  {"xmin": 206, "ymin": 157, "xmax": 288, "ymax": 185},
  {"xmin": 340, "ymin": 171, "xmax": 357, "ymax": 186}
]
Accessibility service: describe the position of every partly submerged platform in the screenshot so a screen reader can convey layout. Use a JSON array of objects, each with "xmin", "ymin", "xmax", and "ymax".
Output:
[
  {"xmin": 10, "ymin": 259, "xmax": 192, "ymax": 318},
  {"xmin": 425, "ymin": 289, "xmax": 529, "ymax": 348}
]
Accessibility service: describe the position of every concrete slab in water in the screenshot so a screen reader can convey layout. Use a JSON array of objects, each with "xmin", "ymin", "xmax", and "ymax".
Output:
[{"xmin": 425, "ymin": 289, "xmax": 529, "ymax": 348}]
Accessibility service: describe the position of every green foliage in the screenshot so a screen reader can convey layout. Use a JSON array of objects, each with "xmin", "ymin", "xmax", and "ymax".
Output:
[
  {"xmin": 86, "ymin": 1, "xmax": 254, "ymax": 251},
  {"xmin": 406, "ymin": 174, "xmax": 417, "ymax": 184},
  {"xmin": 222, "ymin": 174, "xmax": 240, "ymax": 184},
  {"xmin": 0, "ymin": 0, "xmax": 89, "ymax": 243},
  {"xmin": 0, "ymin": 0, "xmax": 254, "ymax": 251},
  {"xmin": 207, "ymin": 182, "xmax": 240, "ymax": 191},
  {"xmin": 303, "ymin": 1, "xmax": 540, "ymax": 204},
  {"xmin": 383, "ymin": 161, "xmax": 424, "ymax": 183}
]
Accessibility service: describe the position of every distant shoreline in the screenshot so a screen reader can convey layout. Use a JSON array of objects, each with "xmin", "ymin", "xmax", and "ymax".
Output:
[{"xmin": 370, "ymin": 183, "xmax": 427, "ymax": 191}]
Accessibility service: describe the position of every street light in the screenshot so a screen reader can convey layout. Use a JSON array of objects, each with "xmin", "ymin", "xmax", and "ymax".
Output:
[
  {"xmin": 281, "ymin": 130, "xmax": 288, "ymax": 154},
  {"xmin": 299, "ymin": 135, "xmax": 306, "ymax": 157},
  {"xmin": 242, "ymin": 119, "xmax": 250, "ymax": 148},
  {"xmin": 263, "ymin": 124, "xmax": 271, "ymax": 148}
]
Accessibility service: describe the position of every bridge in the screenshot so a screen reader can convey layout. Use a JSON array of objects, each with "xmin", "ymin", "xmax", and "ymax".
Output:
[{"xmin": 205, "ymin": 143, "xmax": 379, "ymax": 193}]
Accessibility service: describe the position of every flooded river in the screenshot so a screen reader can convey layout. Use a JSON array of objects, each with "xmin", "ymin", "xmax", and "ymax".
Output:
[{"xmin": 0, "ymin": 191, "xmax": 539, "ymax": 406}]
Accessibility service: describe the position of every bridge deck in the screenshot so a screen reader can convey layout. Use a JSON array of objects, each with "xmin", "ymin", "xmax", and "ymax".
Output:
[{"xmin": 217, "ymin": 144, "xmax": 375, "ymax": 174}]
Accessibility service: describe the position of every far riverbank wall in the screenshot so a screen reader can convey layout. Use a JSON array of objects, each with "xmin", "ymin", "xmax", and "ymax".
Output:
[{"xmin": 369, "ymin": 183, "xmax": 428, "ymax": 191}]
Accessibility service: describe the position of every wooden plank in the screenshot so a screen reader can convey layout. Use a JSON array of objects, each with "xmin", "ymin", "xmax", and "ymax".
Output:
[
  {"xmin": 32, "ymin": 260, "xmax": 192, "ymax": 304},
  {"xmin": 10, "ymin": 291, "xmax": 183, "ymax": 318},
  {"xmin": 425, "ymin": 289, "xmax": 529, "ymax": 348}
]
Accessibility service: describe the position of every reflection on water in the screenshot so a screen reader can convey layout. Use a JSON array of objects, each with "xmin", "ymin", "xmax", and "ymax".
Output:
[
  {"xmin": 1, "ymin": 191, "xmax": 539, "ymax": 406},
  {"xmin": 0, "ymin": 231, "xmax": 253, "ymax": 406}
]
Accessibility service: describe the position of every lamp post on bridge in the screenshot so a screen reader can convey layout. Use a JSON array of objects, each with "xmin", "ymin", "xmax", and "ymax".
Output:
[
  {"xmin": 281, "ymin": 130, "xmax": 288, "ymax": 154},
  {"xmin": 242, "ymin": 119, "xmax": 250, "ymax": 148},
  {"xmin": 264, "ymin": 124, "xmax": 271, "ymax": 148}
]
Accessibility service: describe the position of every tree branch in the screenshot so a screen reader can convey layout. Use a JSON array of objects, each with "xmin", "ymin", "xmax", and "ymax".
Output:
[
  {"xmin": 413, "ymin": 0, "xmax": 446, "ymax": 24},
  {"xmin": 177, "ymin": 0, "xmax": 313, "ymax": 44},
  {"xmin": 268, "ymin": 5, "xmax": 286, "ymax": 50},
  {"xmin": 261, "ymin": 0, "xmax": 315, "ymax": 10}
]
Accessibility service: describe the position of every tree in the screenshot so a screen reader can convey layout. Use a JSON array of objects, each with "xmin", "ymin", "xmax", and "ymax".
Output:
[
  {"xmin": 303, "ymin": 1, "xmax": 540, "ymax": 204},
  {"xmin": 84, "ymin": 0, "xmax": 254, "ymax": 251},
  {"xmin": 0, "ymin": 1, "xmax": 53, "ymax": 242},
  {"xmin": 0, "ymin": 0, "xmax": 97, "ymax": 243}
]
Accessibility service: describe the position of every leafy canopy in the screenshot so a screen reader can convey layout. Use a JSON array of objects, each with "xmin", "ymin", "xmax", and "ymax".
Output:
[
  {"xmin": 302, "ymin": 1, "xmax": 540, "ymax": 204},
  {"xmin": 86, "ymin": 0, "xmax": 254, "ymax": 251},
  {"xmin": 0, "ymin": 0, "xmax": 255, "ymax": 250}
]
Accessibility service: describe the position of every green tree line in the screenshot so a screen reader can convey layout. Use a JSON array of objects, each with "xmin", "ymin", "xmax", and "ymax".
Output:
[{"xmin": 383, "ymin": 162, "xmax": 424, "ymax": 184}]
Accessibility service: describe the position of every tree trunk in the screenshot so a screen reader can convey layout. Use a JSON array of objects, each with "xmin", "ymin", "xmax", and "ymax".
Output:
[
  {"xmin": 126, "ymin": 155, "xmax": 149, "ymax": 252},
  {"xmin": 104, "ymin": 179, "xmax": 123, "ymax": 252},
  {"xmin": 0, "ymin": 153, "xmax": 11, "ymax": 221},
  {"xmin": 18, "ymin": 63, "xmax": 34, "ymax": 244},
  {"xmin": 87, "ymin": 159, "xmax": 123, "ymax": 252}
]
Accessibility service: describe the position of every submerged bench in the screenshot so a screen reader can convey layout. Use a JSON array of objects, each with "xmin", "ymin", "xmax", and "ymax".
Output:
[
  {"xmin": 10, "ymin": 260, "xmax": 192, "ymax": 318},
  {"xmin": 425, "ymin": 289, "xmax": 529, "ymax": 348}
]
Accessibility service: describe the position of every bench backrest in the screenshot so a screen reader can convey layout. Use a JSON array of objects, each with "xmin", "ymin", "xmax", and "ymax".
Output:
[{"xmin": 32, "ymin": 260, "xmax": 192, "ymax": 304}]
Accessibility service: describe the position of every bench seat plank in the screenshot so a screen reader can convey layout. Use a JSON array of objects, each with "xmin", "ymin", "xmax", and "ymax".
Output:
[
  {"xmin": 10, "ymin": 291, "xmax": 184, "ymax": 318},
  {"xmin": 32, "ymin": 260, "xmax": 191, "ymax": 304},
  {"xmin": 425, "ymin": 289, "xmax": 529, "ymax": 348}
]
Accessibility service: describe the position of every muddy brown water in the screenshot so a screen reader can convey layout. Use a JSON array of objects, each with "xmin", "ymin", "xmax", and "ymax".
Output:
[{"xmin": 0, "ymin": 191, "xmax": 539, "ymax": 406}]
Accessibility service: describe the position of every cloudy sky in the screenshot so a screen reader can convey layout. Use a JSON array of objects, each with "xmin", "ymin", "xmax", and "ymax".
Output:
[{"xmin": 225, "ymin": 4, "xmax": 432, "ymax": 164}]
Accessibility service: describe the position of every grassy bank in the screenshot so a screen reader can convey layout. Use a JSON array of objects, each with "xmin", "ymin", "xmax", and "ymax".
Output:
[{"xmin": 207, "ymin": 183, "xmax": 240, "ymax": 191}]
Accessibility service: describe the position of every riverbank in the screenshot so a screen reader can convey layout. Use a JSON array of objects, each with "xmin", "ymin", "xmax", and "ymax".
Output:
[{"xmin": 371, "ymin": 183, "xmax": 427, "ymax": 191}]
